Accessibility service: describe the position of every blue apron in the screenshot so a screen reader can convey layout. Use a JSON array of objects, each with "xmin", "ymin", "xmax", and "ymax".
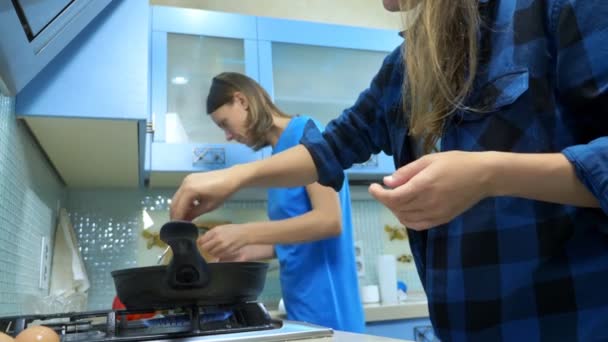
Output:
[{"xmin": 267, "ymin": 115, "xmax": 365, "ymax": 333}]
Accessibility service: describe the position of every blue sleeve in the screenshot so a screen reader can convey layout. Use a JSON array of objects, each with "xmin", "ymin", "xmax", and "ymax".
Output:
[
  {"xmin": 300, "ymin": 44, "xmax": 404, "ymax": 190},
  {"xmin": 563, "ymin": 138, "xmax": 608, "ymax": 214},
  {"xmin": 553, "ymin": 0, "xmax": 608, "ymax": 214}
]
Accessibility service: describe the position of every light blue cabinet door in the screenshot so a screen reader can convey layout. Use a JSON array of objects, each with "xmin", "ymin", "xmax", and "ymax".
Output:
[
  {"xmin": 149, "ymin": 8, "xmax": 262, "ymax": 174},
  {"xmin": 257, "ymin": 17, "xmax": 402, "ymax": 178}
]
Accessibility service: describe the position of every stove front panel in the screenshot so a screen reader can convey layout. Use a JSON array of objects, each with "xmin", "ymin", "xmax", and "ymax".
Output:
[{"xmin": 146, "ymin": 321, "xmax": 333, "ymax": 342}]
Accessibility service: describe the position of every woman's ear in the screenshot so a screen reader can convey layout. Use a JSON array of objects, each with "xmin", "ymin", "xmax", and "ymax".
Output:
[{"xmin": 233, "ymin": 92, "xmax": 249, "ymax": 111}]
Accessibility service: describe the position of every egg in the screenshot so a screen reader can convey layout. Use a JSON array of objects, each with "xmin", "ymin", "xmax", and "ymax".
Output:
[
  {"xmin": 0, "ymin": 332, "xmax": 14, "ymax": 342},
  {"xmin": 15, "ymin": 326, "xmax": 59, "ymax": 342}
]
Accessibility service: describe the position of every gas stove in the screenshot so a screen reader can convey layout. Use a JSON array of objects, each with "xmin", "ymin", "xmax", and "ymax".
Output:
[{"xmin": 0, "ymin": 302, "xmax": 333, "ymax": 341}]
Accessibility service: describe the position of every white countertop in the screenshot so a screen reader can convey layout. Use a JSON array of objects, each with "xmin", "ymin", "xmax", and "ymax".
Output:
[
  {"xmin": 267, "ymin": 292, "xmax": 429, "ymax": 323},
  {"xmin": 310, "ymin": 330, "xmax": 414, "ymax": 341}
]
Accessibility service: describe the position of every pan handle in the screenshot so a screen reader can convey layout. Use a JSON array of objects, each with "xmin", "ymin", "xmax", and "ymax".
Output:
[{"xmin": 160, "ymin": 221, "xmax": 211, "ymax": 289}]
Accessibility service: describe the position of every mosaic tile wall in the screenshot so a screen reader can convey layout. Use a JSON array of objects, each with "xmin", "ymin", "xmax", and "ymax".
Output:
[
  {"xmin": 352, "ymin": 199, "xmax": 422, "ymax": 291},
  {"xmin": 0, "ymin": 94, "xmax": 66, "ymax": 315},
  {"xmin": 67, "ymin": 187, "xmax": 423, "ymax": 311}
]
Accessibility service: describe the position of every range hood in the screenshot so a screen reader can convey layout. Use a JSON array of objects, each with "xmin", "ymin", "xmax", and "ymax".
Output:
[{"xmin": 0, "ymin": 0, "xmax": 111, "ymax": 95}]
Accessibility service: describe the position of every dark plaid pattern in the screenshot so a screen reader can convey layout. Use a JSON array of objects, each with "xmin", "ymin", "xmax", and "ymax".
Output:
[{"xmin": 301, "ymin": 0, "xmax": 608, "ymax": 340}]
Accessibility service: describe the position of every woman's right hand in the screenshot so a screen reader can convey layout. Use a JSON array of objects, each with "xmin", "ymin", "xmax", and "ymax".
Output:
[{"xmin": 170, "ymin": 167, "xmax": 241, "ymax": 221}]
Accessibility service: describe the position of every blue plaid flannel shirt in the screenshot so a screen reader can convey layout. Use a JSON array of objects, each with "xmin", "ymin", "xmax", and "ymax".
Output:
[{"xmin": 301, "ymin": 0, "xmax": 608, "ymax": 340}]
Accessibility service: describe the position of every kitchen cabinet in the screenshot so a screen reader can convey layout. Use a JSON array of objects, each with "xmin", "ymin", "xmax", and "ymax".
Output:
[
  {"xmin": 256, "ymin": 17, "xmax": 402, "ymax": 179},
  {"xmin": 148, "ymin": 7, "xmax": 403, "ymax": 187},
  {"xmin": 362, "ymin": 294, "xmax": 434, "ymax": 341},
  {"xmin": 14, "ymin": 0, "xmax": 149, "ymax": 188},
  {"xmin": 0, "ymin": 0, "xmax": 112, "ymax": 96},
  {"xmin": 366, "ymin": 318, "xmax": 435, "ymax": 341},
  {"xmin": 148, "ymin": 7, "xmax": 262, "ymax": 187}
]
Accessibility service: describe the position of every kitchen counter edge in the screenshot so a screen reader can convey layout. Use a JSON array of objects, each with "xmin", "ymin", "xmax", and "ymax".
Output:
[
  {"xmin": 309, "ymin": 330, "xmax": 415, "ymax": 341},
  {"xmin": 267, "ymin": 292, "xmax": 429, "ymax": 323}
]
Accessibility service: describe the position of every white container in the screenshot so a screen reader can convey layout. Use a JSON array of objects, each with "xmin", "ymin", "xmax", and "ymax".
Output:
[
  {"xmin": 376, "ymin": 254, "xmax": 398, "ymax": 305},
  {"xmin": 361, "ymin": 285, "xmax": 380, "ymax": 304}
]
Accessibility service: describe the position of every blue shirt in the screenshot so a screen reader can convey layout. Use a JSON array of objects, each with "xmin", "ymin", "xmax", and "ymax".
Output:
[
  {"xmin": 267, "ymin": 115, "xmax": 365, "ymax": 333},
  {"xmin": 301, "ymin": 1, "xmax": 608, "ymax": 341}
]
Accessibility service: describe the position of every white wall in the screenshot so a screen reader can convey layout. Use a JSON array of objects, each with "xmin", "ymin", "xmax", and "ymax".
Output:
[{"xmin": 150, "ymin": 0, "xmax": 414, "ymax": 30}]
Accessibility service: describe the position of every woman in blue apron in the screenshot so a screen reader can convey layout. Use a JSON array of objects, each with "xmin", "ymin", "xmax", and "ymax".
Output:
[{"xmin": 195, "ymin": 72, "xmax": 365, "ymax": 333}]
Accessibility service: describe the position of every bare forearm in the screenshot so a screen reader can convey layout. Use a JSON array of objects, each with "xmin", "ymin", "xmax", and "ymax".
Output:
[
  {"xmin": 486, "ymin": 151, "xmax": 599, "ymax": 207},
  {"xmin": 217, "ymin": 244, "xmax": 275, "ymax": 262},
  {"xmin": 233, "ymin": 145, "xmax": 318, "ymax": 188},
  {"xmin": 243, "ymin": 211, "xmax": 341, "ymax": 245},
  {"xmin": 242, "ymin": 245, "xmax": 275, "ymax": 260}
]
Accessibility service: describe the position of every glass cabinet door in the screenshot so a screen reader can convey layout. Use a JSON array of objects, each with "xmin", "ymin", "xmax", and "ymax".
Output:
[
  {"xmin": 261, "ymin": 41, "xmax": 395, "ymax": 173},
  {"xmin": 269, "ymin": 42, "xmax": 388, "ymax": 127},
  {"xmin": 163, "ymin": 33, "xmax": 246, "ymax": 144},
  {"xmin": 148, "ymin": 8, "xmax": 261, "ymax": 181}
]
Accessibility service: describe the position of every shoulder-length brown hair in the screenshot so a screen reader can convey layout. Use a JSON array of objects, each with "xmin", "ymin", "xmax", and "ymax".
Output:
[
  {"xmin": 206, "ymin": 72, "xmax": 290, "ymax": 150},
  {"xmin": 400, "ymin": 0, "xmax": 481, "ymax": 153}
]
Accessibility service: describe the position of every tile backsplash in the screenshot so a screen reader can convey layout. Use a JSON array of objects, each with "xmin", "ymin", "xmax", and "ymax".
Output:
[
  {"xmin": 0, "ymin": 94, "xmax": 66, "ymax": 315},
  {"xmin": 351, "ymin": 198, "xmax": 422, "ymax": 292},
  {"xmin": 67, "ymin": 187, "xmax": 422, "ymax": 311}
]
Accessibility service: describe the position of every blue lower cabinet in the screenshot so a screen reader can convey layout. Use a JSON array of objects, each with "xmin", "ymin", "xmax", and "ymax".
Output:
[{"xmin": 365, "ymin": 318, "xmax": 435, "ymax": 341}]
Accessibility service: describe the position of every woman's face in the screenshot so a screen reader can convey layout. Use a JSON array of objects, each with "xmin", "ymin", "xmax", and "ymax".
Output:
[{"xmin": 210, "ymin": 93, "xmax": 252, "ymax": 146}]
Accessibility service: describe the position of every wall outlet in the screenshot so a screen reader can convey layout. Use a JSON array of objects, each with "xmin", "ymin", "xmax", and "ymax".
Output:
[
  {"xmin": 356, "ymin": 258, "xmax": 366, "ymax": 277},
  {"xmin": 354, "ymin": 241, "xmax": 365, "ymax": 277},
  {"xmin": 39, "ymin": 236, "xmax": 51, "ymax": 290}
]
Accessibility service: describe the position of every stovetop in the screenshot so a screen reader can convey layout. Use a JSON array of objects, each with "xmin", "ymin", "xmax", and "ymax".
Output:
[{"xmin": 0, "ymin": 302, "xmax": 333, "ymax": 341}]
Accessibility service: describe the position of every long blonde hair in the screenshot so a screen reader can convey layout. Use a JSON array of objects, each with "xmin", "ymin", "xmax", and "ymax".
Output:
[{"xmin": 401, "ymin": 0, "xmax": 481, "ymax": 153}]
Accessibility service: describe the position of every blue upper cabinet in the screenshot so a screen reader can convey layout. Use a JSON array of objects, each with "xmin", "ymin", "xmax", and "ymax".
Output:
[
  {"xmin": 256, "ymin": 17, "xmax": 403, "ymax": 179},
  {"xmin": 13, "ymin": 0, "xmax": 150, "ymax": 188},
  {"xmin": 148, "ymin": 8, "xmax": 402, "ymax": 186},
  {"xmin": 0, "ymin": 0, "xmax": 112, "ymax": 96},
  {"xmin": 16, "ymin": 0, "xmax": 148, "ymax": 121},
  {"xmin": 148, "ymin": 7, "xmax": 262, "ymax": 187}
]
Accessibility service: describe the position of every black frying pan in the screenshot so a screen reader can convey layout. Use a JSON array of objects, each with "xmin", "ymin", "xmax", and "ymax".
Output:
[{"xmin": 111, "ymin": 221, "xmax": 268, "ymax": 309}]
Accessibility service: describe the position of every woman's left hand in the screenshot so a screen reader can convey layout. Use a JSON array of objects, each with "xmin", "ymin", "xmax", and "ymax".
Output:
[
  {"xmin": 197, "ymin": 224, "xmax": 251, "ymax": 259},
  {"xmin": 369, "ymin": 151, "xmax": 494, "ymax": 230}
]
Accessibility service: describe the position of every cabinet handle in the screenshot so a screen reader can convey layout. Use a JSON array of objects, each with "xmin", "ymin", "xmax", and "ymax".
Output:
[
  {"xmin": 193, "ymin": 147, "xmax": 225, "ymax": 166},
  {"xmin": 147, "ymin": 111, "xmax": 156, "ymax": 134},
  {"xmin": 193, "ymin": 148, "xmax": 210, "ymax": 163},
  {"xmin": 146, "ymin": 121, "xmax": 155, "ymax": 134}
]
